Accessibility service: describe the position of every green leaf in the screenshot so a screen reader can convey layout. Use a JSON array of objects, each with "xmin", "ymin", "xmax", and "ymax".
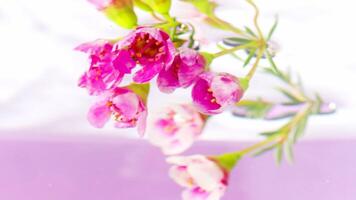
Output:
[
  {"xmin": 274, "ymin": 144, "xmax": 283, "ymax": 165},
  {"xmin": 284, "ymin": 140, "xmax": 294, "ymax": 164},
  {"xmin": 265, "ymin": 50, "xmax": 280, "ymax": 75},
  {"xmin": 277, "ymin": 87, "xmax": 303, "ymax": 103},
  {"xmin": 223, "ymin": 37, "xmax": 252, "ymax": 47},
  {"xmin": 239, "ymin": 77, "xmax": 250, "ymax": 91},
  {"xmin": 243, "ymin": 48, "xmax": 257, "ymax": 67},
  {"xmin": 266, "ymin": 16, "xmax": 279, "ymax": 41},
  {"xmin": 212, "ymin": 152, "xmax": 242, "ymax": 172},
  {"xmin": 125, "ymin": 83, "xmax": 150, "ymax": 103},
  {"xmin": 217, "ymin": 44, "xmax": 243, "ymax": 60},
  {"xmin": 201, "ymin": 52, "xmax": 214, "ymax": 67},
  {"xmin": 260, "ymin": 130, "xmax": 279, "ymax": 137},
  {"xmin": 263, "ymin": 67, "xmax": 277, "ymax": 76},
  {"xmin": 236, "ymin": 99, "xmax": 272, "ymax": 118},
  {"xmin": 245, "ymin": 26, "xmax": 257, "ymax": 37},
  {"xmin": 293, "ymin": 115, "xmax": 309, "ymax": 142},
  {"xmin": 253, "ymin": 143, "xmax": 278, "ymax": 157}
]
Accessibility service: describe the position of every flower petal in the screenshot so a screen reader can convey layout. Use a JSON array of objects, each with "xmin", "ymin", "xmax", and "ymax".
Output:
[
  {"xmin": 113, "ymin": 49, "xmax": 136, "ymax": 74},
  {"xmin": 87, "ymin": 101, "xmax": 111, "ymax": 128},
  {"xmin": 133, "ymin": 63, "xmax": 163, "ymax": 83},
  {"xmin": 192, "ymin": 78, "xmax": 221, "ymax": 114}
]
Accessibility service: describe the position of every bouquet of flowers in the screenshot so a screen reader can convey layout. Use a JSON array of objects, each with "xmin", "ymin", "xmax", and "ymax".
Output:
[{"xmin": 75, "ymin": 0, "xmax": 335, "ymax": 199}]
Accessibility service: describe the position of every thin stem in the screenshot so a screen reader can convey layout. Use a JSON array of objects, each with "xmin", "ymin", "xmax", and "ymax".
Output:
[
  {"xmin": 245, "ymin": 48, "xmax": 264, "ymax": 80},
  {"xmin": 188, "ymin": 23, "xmax": 196, "ymax": 48},
  {"xmin": 162, "ymin": 12, "xmax": 174, "ymax": 22},
  {"xmin": 213, "ymin": 42, "xmax": 256, "ymax": 58},
  {"xmin": 246, "ymin": 0, "xmax": 264, "ymax": 41},
  {"xmin": 239, "ymin": 134, "xmax": 280, "ymax": 156},
  {"xmin": 151, "ymin": 12, "xmax": 164, "ymax": 21},
  {"xmin": 268, "ymin": 63, "xmax": 309, "ymax": 102},
  {"xmin": 237, "ymin": 103, "xmax": 311, "ymax": 156},
  {"xmin": 286, "ymin": 103, "xmax": 311, "ymax": 128},
  {"xmin": 211, "ymin": 16, "xmax": 251, "ymax": 38}
]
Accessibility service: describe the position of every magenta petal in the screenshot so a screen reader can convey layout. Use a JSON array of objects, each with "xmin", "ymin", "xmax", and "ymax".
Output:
[
  {"xmin": 114, "ymin": 27, "xmax": 176, "ymax": 83},
  {"xmin": 87, "ymin": 101, "xmax": 111, "ymax": 128},
  {"xmin": 78, "ymin": 73, "xmax": 88, "ymax": 88},
  {"xmin": 192, "ymin": 78, "xmax": 221, "ymax": 114},
  {"xmin": 75, "ymin": 40, "xmax": 112, "ymax": 54},
  {"xmin": 133, "ymin": 63, "xmax": 164, "ymax": 83},
  {"xmin": 178, "ymin": 52, "xmax": 205, "ymax": 87},
  {"xmin": 157, "ymin": 63, "xmax": 180, "ymax": 93},
  {"xmin": 113, "ymin": 50, "xmax": 136, "ymax": 74}
]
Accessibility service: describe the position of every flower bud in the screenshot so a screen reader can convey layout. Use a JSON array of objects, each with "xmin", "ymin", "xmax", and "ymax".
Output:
[
  {"xmin": 191, "ymin": 72, "xmax": 244, "ymax": 115},
  {"xmin": 142, "ymin": 0, "xmax": 171, "ymax": 15},
  {"xmin": 104, "ymin": 0, "xmax": 137, "ymax": 29},
  {"xmin": 88, "ymin": 0, "xmax": 138, "ymax": 29},
  {"xmin": 133, "ymin": 0, "xmax": 153, "ymax": 12}
]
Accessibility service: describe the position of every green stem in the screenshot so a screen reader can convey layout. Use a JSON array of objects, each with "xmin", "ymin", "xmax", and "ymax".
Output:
[
  {"xmin": 239, "ymin": 134, "xmax": 280, "ymax": 156},
  {"xmin": 213, "ymin": 42, "xmax": 256, "ymax": 58},
  {"xmin": 245, "ymin": 47, "xmax": 264, "ymax": 80},
  {"xmin": 283, "ymin": 103, "xmax": 311, "ymax": 130},
  {"xmin": 246, "ymin": 0, "xmax": 265, "ymax": 42},
  {"xmin": 151, "ymin": 12, "xmax": 164, "ymax": 21},
  {"xmin": 231, "ymin": 103, "xmax": 312, "ymax": 158},
  {"xmin": 211, "ymin": 16, "xmax": 251, "ymax": 38}
]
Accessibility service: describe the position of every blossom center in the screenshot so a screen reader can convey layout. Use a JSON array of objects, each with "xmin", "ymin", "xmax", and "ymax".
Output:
[
  {"xmin": 207, "ymin": 88, "xmax": 218, "ymax": 104},
  {"xmin": 130, "ymin": 33, "xmax": 165, "ymax": 63}
]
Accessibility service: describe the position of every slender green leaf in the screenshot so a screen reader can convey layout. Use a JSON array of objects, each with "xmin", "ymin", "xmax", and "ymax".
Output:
[
  {"xmin": 267, "ymin": 16, "xmax": 279, "ymax": 41},
  {"xmin": 277, "ymin": 87, "xmax": 302, "ymax": 103},
  {"xmin": 260, "ymin": 130, "xmax": 279, "ymax": 137},
  {"xmin": 266, "ymin": 50, "xmax": 280, "ymax": 74},
  {"xmin": 243, "ymin": 48, "xmax": 257, "ymax": 67},
  {"xmin": 217, "ymin": 44, "xmax": 243, "ymax": 60},
  {"xmin": 263, "ymin": 67, "xmax": 277, "ymax": 76},
  {"xmin": 253, "ymin": 143, "xmax": 278, "ymax": 157},
  {"xmin": 126, "ymin": 83, "xmax": 150, "ymax": 103},
  {"xmin": 284, "ymin": 140, "xmax": 294, "ymax": 164},
  {"xmin": 274, "ymin": 144, "xmax": 283, "ymax": 165},
  {"xmin": 245, "ymin": 26, "xmax": 257, "ymax": 37},
  {"xmin": 293, "ymin": 115, "xmax": 309, "ymax": 142},
  {"xmin": 223, "ymin": 37, "xmax": 251, "ymax": 47}
]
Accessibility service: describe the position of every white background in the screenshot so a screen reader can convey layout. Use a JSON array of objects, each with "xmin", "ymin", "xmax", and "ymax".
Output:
[{"xmin": 0, "ymin": 0, "xmax": 355, "ymax": 140}]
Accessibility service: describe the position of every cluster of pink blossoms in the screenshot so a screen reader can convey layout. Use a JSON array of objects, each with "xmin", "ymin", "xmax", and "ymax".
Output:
[
  {"xmin": 78, "ymin": 27, "xmax": 244, "ymax": 136},
  {"xmin": 77, "ymin": 27, "xmax": 243, "ymax": 200}
]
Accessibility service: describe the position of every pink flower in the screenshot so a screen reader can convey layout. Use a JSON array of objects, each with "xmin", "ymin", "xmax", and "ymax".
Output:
[
  {"xmin": 115, "ymin": 27, "xmax": 175, "ymax": 83},
  {"xmin": 76, "ymin": 40, "xmax": 135, "ymax": 95},
  {"xmin": 167, "ymin": 155, "xmax": 228, "ymax": 200},
  {"xmin": 157, "ymin": 47, "xmax": 205, "ymax": 93},
  {"xmin": 147, "ymin": 104, "xmax": 205, "ymax": 155},
  {"xmin": 191, "ymin": 72, "xmax": 244, "ymax": 115},
  {"xmin": 87, "ymin": 87, "xmax": 147, "ymax": 136}
]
